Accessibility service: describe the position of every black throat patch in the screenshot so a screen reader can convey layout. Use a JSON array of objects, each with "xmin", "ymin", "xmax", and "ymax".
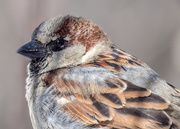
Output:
[{"xmin": 29, "ymin": 57, "xmax": 48, "ymax": 75}]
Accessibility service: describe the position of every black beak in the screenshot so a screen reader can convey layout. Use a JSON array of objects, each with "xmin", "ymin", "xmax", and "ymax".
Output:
[{"xmin": 17, "ymin": 40, "xmax": 47, "ymax": 60}]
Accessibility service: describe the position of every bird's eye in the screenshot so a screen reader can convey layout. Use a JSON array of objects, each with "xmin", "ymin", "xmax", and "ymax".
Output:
[{"xmin": 47, "ymin": 37, "xmax": 68, "ymax": 52}]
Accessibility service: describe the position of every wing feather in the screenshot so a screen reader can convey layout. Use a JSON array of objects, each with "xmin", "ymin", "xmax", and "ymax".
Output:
[{"xmin": 44, "ymin": 66, "xmax": 172, "ymax": 129}]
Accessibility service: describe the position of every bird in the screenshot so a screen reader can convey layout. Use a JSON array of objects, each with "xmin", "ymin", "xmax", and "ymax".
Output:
[{"xmin": 17, "ymin": 15, "xmax": 180, "ymax": 129}]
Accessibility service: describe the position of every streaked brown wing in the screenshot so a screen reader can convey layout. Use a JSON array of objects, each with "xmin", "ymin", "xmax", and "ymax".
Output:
[
  {"xmin": 46, "ymin": 68, "xmax": 172, "ymax": 129},
  {"xmin": 84, "ymin": 46, "xmax": 148, "ymax": 73}
]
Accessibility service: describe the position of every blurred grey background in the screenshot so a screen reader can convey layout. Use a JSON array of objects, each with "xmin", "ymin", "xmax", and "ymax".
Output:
[{"xmin": 0, "ymin": 0, "xmax": 180, "ymax": 128}]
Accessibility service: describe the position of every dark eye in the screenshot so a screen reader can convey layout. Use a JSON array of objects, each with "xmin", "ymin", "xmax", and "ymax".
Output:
[{"xmin": 47, "ymin": 37, "xmax": 68, "ymax": 52}]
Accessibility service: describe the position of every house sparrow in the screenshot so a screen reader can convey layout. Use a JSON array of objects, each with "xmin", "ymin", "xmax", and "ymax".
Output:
[{"xmin": 17, "ymin": 15, "xmax": 180, "ymax": 129}]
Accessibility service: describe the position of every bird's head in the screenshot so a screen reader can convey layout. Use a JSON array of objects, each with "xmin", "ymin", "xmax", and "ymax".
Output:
[{"xmin": 17, "ymin": 15, "xmax": 111, "ymax": 75}]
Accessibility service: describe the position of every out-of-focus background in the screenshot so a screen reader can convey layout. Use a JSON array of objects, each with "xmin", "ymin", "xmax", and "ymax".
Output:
[{"xmin": 0, "ymin": 0, "xmax": 180, "ymax": 128}]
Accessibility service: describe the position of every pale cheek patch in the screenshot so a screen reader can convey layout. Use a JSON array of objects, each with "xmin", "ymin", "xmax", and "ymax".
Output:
[
  {"xmin": 81, "ymin": 43, "xmax": 107, "ymax": 64},
  {"xmin": 42, "ymin": 44, "xmax": 86, "ymax": 73}
]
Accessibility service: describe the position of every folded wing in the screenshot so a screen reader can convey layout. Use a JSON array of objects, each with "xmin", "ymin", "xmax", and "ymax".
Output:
[{"xmin": 45, "ymin": 67, "xmax": 172, "ymax": 129}]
